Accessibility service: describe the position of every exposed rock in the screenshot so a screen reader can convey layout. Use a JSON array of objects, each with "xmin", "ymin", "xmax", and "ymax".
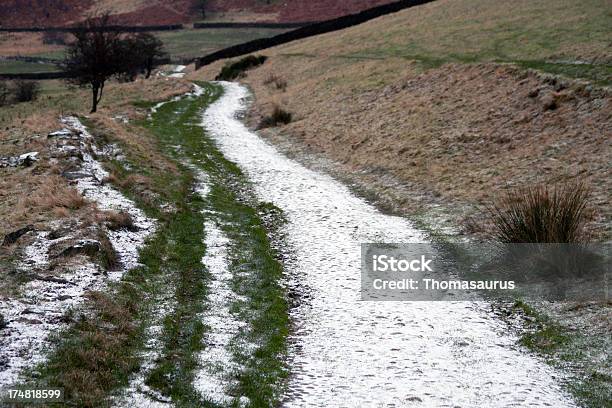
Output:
[
  {"xmin": 56, "ymin": 295, "xmax": 72, "ymax": 301},
  {"xmin": 55, "ymin": 239, "xmax": 101, "ymax": 258},
  {"xmin": 16, "ymin": 317, "xmax": 43, "ymax": 325},
  {"xmin": 62, "ymin": 170, "xmax": 94, "ymax": 180},
  {"xmin": 47, "ymin": 225, "xmax": 73, "ymax": 240},
  {"xmin": 0, "ymin": 152, "xmax": 39, "ymax": 168},
  {"xmin": 18, "ymin": 151, "xmax": 39, "ymax": 167},
  {"xmin": 0, "ymin": 156, "xmax": 19, "ymax": 168},
  {"xmin": 2, "ymin": 225, "xmax": 35, "ymax": 246},
  {"xmin": 47, "ymin": 129, "xmax": 73, "ymax": 138}
]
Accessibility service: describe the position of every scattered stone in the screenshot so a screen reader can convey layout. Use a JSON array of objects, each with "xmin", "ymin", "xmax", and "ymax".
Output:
[
  {"xmin": 406, "ymin": 396, "xmax": 423, "ymax": 402},
  {"xmin": 16, "ymin": 317, "xmax": 43, "ymax": 325},
  {"xmin": 55, "ymin": 239, "xmax": 101, "ymax": 258},
  {"xmin": 56, "ymin": 295, "xmax": 72, "ymax": 301},
  {"xmin": 34, "ymin": 275, "xmax": 75, "ymax": 285},
  {"xmin": 0, "ymin": 314, "xmax": 7, "ymax": 330},
  {"xmin": 48, "ymin": 129, "xmax": 72, "ymax": 138},
  {"xmin": 18, "ymin": 151, "xmax": 39, "ymax": 167},
  {"xmin": 0, "ymin": 152, "xmax": 39, "ymax": 168},
  {"xmin": 2, "ymin": 225, "xmax": 35, "ymax": 246},
  {"xmin": 62, "ymin": 170, "xmax": 94, "ymax": 180},
  {"xmin": 0, "ymin": 156, "xmax": 19, "ymax": 168}
]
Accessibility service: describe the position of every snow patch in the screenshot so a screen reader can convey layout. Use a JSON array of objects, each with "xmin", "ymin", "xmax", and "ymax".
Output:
[
  {"xmin": 191, "ymin": 170, "xmax": 250, "ymax": 407},
  {"xmin": 168, "ymin": 65, "xmax": 187, "ymax": 78}
]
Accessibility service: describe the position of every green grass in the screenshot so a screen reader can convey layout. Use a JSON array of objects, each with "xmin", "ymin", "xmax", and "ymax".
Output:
[
  {"xmin": 26, "ymin": 112, "xmax": 209, "ymax": 407},
  {"xmin": 0, "ymin": 60, "xmax": 59, "ymax": 74},
  {"xmin": 512, "ymin": 301, "xmax": 612, "ymax": 407},
  {"xmin": 276, "ymin": 0, "xmax": 611, "ymax": 85},
  {"xmin": 154, "ymin": 28, "xmax": 289, "ymax": 60},
  {"xmin": 22, "ymin": 82, "xmax": 288, "ymax": 407},
  {"xmin": 137, "ymin": 82, "xmax": 289, "ymax": 406}
]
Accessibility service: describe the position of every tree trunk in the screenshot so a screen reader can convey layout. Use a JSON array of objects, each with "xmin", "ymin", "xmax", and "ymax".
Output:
[
  {"xmin": 146, "ymin": 59, "xmax": 152, "ymax": 79},
  {"xmin": 91, "ymin": 83, "xmax": 99, "ymax": 113},
  {"xmin": 98, "ymin": 81, "xmax": 104, "ymax": 103}
]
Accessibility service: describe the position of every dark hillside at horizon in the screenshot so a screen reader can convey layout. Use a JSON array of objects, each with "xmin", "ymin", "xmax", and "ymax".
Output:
[{"xmin": 0, "ymin": 0, "xmax": 398, "ymax": 28}]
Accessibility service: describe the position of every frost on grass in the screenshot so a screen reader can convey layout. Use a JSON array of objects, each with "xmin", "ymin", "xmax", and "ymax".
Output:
[
  {"xmin": 0, "ymin": 117, "xmax": 155, "ymax": 387},
  {"xmin": 200, "ymin": 82, "xmax": 578, "ymax": 407},
  {"xmin": 113, "ymin": 295, "xmax": 175, "ymax": 408},
  {"xmin": 187, "ymin": 165, "xmax": 249, "ymax": 406}
]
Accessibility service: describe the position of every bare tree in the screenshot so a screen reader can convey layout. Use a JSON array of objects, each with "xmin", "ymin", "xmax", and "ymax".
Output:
[
  {"xmin": 127, "ymin": 33, "xmax": 167, "ymax": 79},
  {"xmin": 63, "ymin": 13, "xmax": 125, "ymax": 113},
  {"xmin": 196, "ymin": 0, "xmax": 207, "ymax": 19}
]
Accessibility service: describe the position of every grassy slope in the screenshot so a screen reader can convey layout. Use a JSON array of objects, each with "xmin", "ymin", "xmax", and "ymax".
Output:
[
  {"xmin": 192, "ymin": 0, "xmax": 611, "ymax": 232},
  {"xmin": 195, "ymin": 0, "xmax": 610, "ymax": 82},
  {"xmin": 274, "ymin": 0, "xmax": 611, "ymax": 83}
]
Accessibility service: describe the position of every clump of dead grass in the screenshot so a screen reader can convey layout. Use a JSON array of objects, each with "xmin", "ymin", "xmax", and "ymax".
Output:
[
  {"xmin": 97, "ymin": 230, "xmax": 120, "ymax": 271},
  {"xmin": 486, "ymin": 181, "xmax": 593, "ymax": 243},
  {"xmin": 19, "ymin": 180, "xmax": 87, "ymax": 213},
  {"xmin": 258, "ymin": 105, "xmax": 293, "ymax": 129},
  {"xmin": 101, "ymin": 210, "xmax": 137, "ymax": 232},
  {"xmin": 263, "ymin": 74, "xmax": 287, "ymax": 91}
]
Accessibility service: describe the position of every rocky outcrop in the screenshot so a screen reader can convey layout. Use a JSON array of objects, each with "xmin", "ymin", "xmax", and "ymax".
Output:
[
  {"xmin": 0, "ymin": 152, "xmax": 39, "ymax": 168},
  {"xmin": 2, "ymin": 225, "xmax": 35, "ymax": 246}
]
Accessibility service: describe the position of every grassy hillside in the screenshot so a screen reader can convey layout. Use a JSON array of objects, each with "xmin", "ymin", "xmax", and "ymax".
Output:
[
  {"xmin": 192, "ymin": 0, "xmax": 611, "ymax": 224},
  {"xmin": 245, "ymin": 0, "xmax": 611, "ymax": 84},
  {"xmin": 155, "ymin": 27, "xmax": 290, "ymax": 60}
]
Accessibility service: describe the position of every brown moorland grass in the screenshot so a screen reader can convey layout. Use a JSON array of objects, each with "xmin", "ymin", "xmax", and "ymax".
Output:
[
  {"xmin": 0, "ymin": 32, "xmax": 64, "ymax": 56},
  {"xmin": 0, "ymin": 75, "xmax": 189, "ymax": 240},
  {"xmin": 190, "ymin": 0, "xmax": 611, "ymax": 238}
]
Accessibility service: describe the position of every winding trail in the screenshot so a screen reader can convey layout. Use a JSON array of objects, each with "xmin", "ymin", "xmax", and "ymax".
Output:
[{"xmin": 201, "ymin": 82, "xmax": 576, "ymax": 407}]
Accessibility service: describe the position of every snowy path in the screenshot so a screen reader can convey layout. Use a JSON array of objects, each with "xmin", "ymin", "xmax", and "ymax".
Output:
[{"xmin": 200, "ymin": 82, "xmax": 576, "ymax": 407}]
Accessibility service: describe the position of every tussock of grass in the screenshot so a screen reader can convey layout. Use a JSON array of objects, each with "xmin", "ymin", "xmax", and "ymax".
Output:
[
  {"xmin": 102, "ymin": 210, "xmax": 137, "ymax": 232},
  {"xmin": 258, "ymin": 105, "xmax": 292, "ymax": 129},
  {"xmin": 20, "ymin": 181, "xmax": 88, "ymax": 212},
  {"xmin": 263, "ymin": 73, "xmax": 288, "ymax": 91},
  {"xmin": 487, "ymin": 182, "xmax": 592, "ymax": 243}
]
